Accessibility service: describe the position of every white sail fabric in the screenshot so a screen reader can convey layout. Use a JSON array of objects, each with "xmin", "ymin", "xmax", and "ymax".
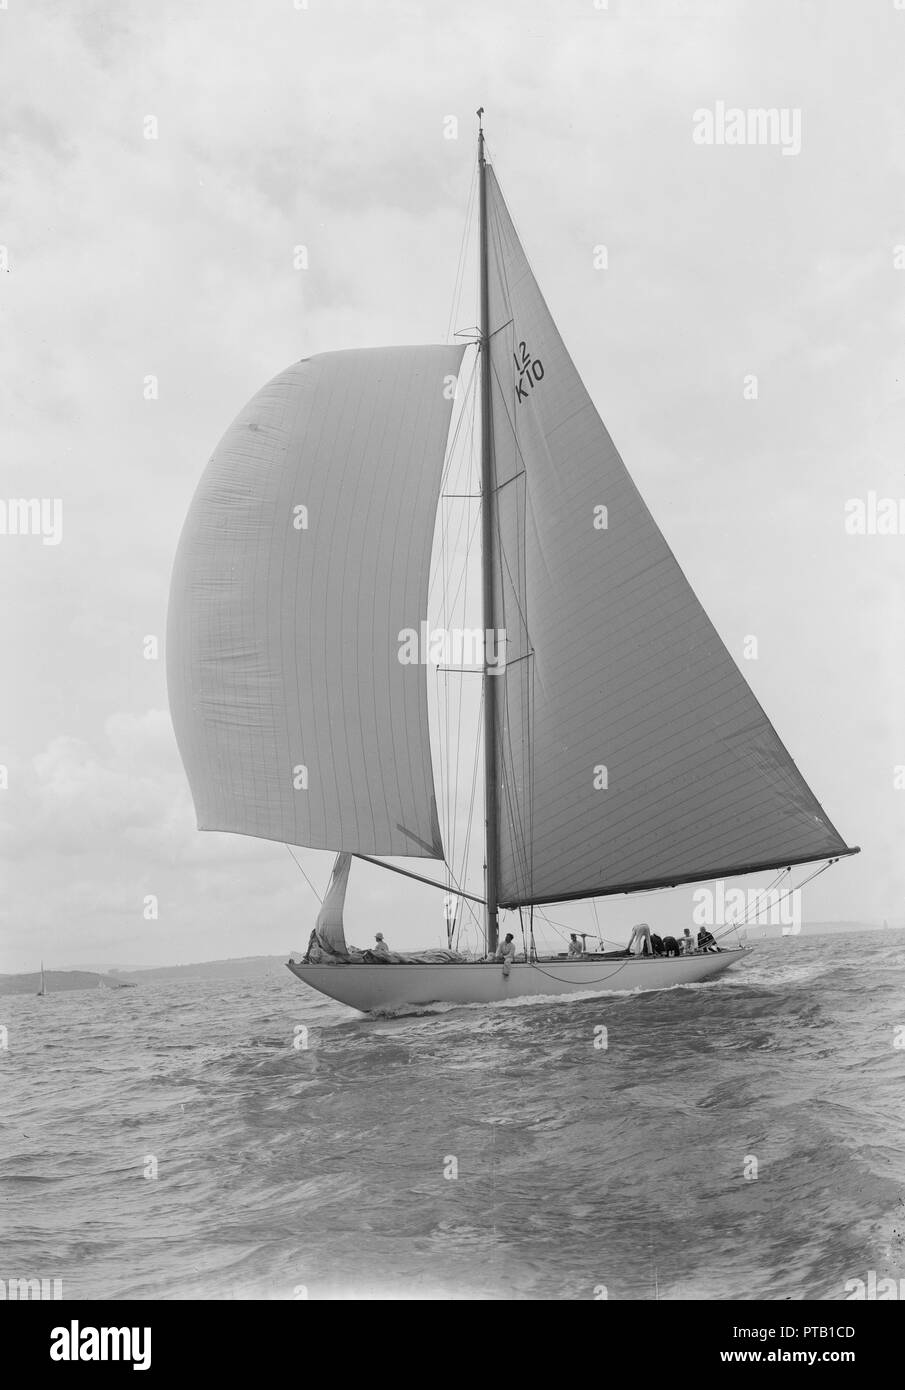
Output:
[
  {"xmin": 168, "ymin": 345, "xmax": 464, "ymax": 858},
  {"xmin": 315, "ymin": 852, "xmax": 351, "ymax": 955},
  {"xmin": 484, "ymin": 166, "xmax": 853, "ymax": 906}
]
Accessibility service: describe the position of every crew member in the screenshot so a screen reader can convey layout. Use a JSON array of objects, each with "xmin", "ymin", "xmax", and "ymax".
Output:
[
  {"xmin": 627, "ymin": 923, "xmax": 653, "ymax": 957},
  {"xmin": 372, "ymin": 931, "xmax": 390, "ymax": 961},
  {"xmin": 495, "ymin": 933, "xmax": 516, "ymax": 963}
]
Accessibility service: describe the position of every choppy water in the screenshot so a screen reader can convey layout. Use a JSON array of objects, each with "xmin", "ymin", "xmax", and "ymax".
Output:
[{"xmin": 2, "ymin": 932, "xmax": 903, "ymax": 1300}]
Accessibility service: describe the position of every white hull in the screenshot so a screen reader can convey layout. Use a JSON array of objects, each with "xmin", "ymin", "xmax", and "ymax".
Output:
[{"xmin": 286, "ymin": 948, "xmax": 751, "ymax": 1012}]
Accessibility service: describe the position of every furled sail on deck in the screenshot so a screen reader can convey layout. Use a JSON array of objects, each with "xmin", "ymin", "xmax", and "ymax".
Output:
[
  {"xmin": 483, "ymin": 166, "xmax": 853, "ymax": 907},
  {"xmin": 168, "ymin": 345, "xmax": 464, "ymax": 857}
]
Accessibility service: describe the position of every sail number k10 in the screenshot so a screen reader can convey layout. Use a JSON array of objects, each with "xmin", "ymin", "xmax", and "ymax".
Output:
[{"xmin": 514, "ymin": 341, "xmax": 544, "ymax": 403}]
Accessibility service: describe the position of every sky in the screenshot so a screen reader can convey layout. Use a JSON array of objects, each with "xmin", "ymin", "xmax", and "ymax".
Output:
[{"xmin": 1, "ymin": 0, "xmax": 903, "ymax": 970}]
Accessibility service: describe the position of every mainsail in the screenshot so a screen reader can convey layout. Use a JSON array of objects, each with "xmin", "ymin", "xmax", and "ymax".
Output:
[
  {"xmin": 483, "ymin": 165, "xmax": 854, "ymax": 907},
  {"xmin": 167, "ymin": 344, "xmax": 464, "ymax": 858}
]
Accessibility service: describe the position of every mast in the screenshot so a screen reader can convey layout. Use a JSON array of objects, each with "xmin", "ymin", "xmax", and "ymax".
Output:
[{"xmin": 477, "ymin": 108, "xmax": 500, "ymax": 954}]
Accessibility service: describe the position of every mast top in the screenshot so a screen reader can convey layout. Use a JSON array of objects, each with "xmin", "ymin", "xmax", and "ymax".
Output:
[{"xmin": 477, "ymin": 107, "xmax": 486, "ymax": 162}]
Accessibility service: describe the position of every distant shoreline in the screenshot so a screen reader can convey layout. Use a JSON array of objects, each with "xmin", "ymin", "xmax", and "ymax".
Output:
[{"xmin": 0, "ymin": 970, "xmax": 138, "ymax": 997}]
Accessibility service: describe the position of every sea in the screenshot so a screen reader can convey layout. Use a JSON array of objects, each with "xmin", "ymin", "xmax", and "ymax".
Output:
[{"xmin": 2, "ymin": 930, "xmax": 903, "ymax": 1301}]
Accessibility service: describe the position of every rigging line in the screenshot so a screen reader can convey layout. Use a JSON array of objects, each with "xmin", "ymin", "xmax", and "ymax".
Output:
[
  {"xmin": 489, "ymin": 504, "xmax": 534, "ymax": 907},
  {"xmin": 713, "ymin": 860, "xmax": 836, "ymax": 941},
  {"xmin": 483, "ymin": 202, "xmax": 535, "ymax": 901},
  {"xmin": 531, "ymin": 908, "xmax": 570, "ymax": 946},
  {"xmin": 432, "ymin": 538, "xmax": 477, "ymax": 843},
  {"xmin": 429, "ymin": 398, "xmax": 484, "ymax": 937},
  {"xmin": 444, "ymin": 868, "xmax": 482, "ymax": 943},
  {"xmin": 451, "ymin": 684, "xmax": 485, "ymax": 949},
  {"xmin": 484, "ymin": 165, "xmax": 533, "ymax": 500},
  {"xmin": 482, "ymin": 135, "xmax": 555, "ymax": 338},
  {"xmin": 457, "ymin": 690, "xmax": 485, "ymax": 941},
  {"xmin": 700, "ymin": 867, "xmax": 789, "ymax": 942},
  {"xmin": 796, "ymin": 858, "xmax": 838, "ymax": 889},
  {"xmin": 487, "ymin": 356, "xmax": 534, "ymax": 642},
  {"xmin": 532, "ymin": 908, "xmax": 624, "ymax": 950},
  {"xmin": 498, "ymin": 707, "xmax": 533, "ymax": 907},
  {"xmin": 438, "ymin": 363, "xmax": 453, "ymax": 870},
  {"xmin": 528, "ymin": 544, "xmax": 536, "ymax": 906},
  {"xmin": 492, "ymin": 690, "xmax": 534, "ymax": 916},
  {"xmin": 429, "ymin": 363, "xmax": 479, "ymax": 610},
  {"xmin": 441, "ymin": 364, "xmax": 477, "ymax": 872},
  {"xmin": 445, "ymin": 160, "xmax": 477, "ymax": 345},
  {"xmin": 446, "ymin": 160, "xmax": 478, "ymax": 345},
  {"xmin": 456, "ymin": 889, "xmax": 484, "ymax": 947},
  {"xmin": 532, "ymin": 907, "xmax": 626, "ymax": 951},
  {"xmin": 435, "ymin": 419, "xmax": 481, "ymax": 622},
  {"xmin": 451, "ymin": 442, "xmax": 478, "ymax": 879},
  {"xmin": 491, "ymin": 473, "xmax": 529, "ymax": 496},
  {"xmin": 435, "ymin": 353, "xmax": 478, "ymax": 506},
  {"xmin": 435, "ymin": 407, "xmax": 480, "ymax": 879},
  {"xmin": 430, "ymin": 504, "xmax": 482, "ymax": 626},
  {"xmin": 517, "ymin": 905, "xmax": 529, "ymax": 953},
  {"xmin": 722, "ymin": 866, "xmax": 791, "ymax": 933},
  {"xmin": 731, "ymin": 867, "xmax": 789, "ymax": 928},
  {"xmin": 436, "ymin": 510, "xmax": 472, "ymax": 665},
  {"xmin": 441, "ymin": 474, "xmax": 451, "ymax": 880},
  {"xmin": 437, "ymin": 351, "xmax": 478, "ymax": 496},
  {"xmin": 452, "ymin": 359, "xmax": 482, "ymax": 888},
  {"xmin": 527, "ymin": 958, "xmax": 638, "ymax": 987},
  {"xmin": 448, "ymin": 499, "xmax": 482, "ymax": 616},
  {"xmin": 283, "ymin": 844, "xmax": 324, "ymax": 904},
  {"xmin": 434, "ymin": 852, "xmax": 486, "ymax": 921},
  {"xmin": 524, "ymin": 369, "xmax": 536, "ymax": 909},
  {"xmin": 774, "ymin": 858, "xmax": 836, "ymax": 906},
  {"xmin": 488, "ymin": 530, "xmax": 533, "ymax": 904},
  {"xmin": 481, "ymin": 176, "xmax": 551, "ymax": 910},
  {"xmin": 485, "ymin": 168, "xmax": 544, "ymax": 909},
  {"xmin": 486, "ymin": 185, "xmax": 537, "ymax": 904}
]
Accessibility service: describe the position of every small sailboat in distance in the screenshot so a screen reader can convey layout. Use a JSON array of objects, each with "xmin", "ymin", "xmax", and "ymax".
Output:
[
  {"xmin": 37, "ymin": 961, "xmax": 46, "ymax": 998},
  {"xmin": 167, "ymin": 114, "xmax": 858, "ymax": 1012}
]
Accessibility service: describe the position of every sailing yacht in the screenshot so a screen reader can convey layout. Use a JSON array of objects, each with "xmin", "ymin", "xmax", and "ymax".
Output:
[
  {"xmin": 167, "ymin": 116, "xmax": 858, "ymax": 1012},
  {"xmin": 37, "ymin": 962, "xmax": 46, "ymax": 998}
]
